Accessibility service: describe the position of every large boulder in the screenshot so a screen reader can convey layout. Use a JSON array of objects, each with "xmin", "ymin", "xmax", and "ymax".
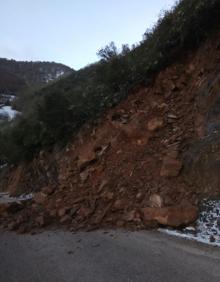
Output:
[{"xmin": 142, "ymin": 204, "xmax": 198, "ymax": 228}]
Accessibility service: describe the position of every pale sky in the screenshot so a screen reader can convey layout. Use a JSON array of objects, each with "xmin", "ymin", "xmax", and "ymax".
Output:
[{"xmin": 0, "ymin": 0, "xmax": 176, "ymax": 70}]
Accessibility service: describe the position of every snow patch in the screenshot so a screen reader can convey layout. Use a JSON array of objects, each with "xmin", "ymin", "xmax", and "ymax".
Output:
[
  {"xmin": 0, "ymin": 94, "xmax": 19, "ymax": 120},
  {"xmin": 0, "ymin": 106, "xmax": 19, "ymax": 120},
  {"xmin": 45, "ymin": 70, "xmax": 65, "ymax": 83},
  {"xmin": 0, "ymin": 192, "xmax": 33, "ymax": 204}
]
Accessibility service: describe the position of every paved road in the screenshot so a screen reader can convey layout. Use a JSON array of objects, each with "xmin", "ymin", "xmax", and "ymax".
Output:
[{"xmin": 0, "ymin": 230, "xmax": 220, "ymax": 282}]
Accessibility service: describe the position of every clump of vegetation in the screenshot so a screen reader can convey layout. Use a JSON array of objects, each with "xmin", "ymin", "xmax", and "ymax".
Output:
[{"xmin": 1, "ymin": 0, "xmax": 220, "ymax": 163}]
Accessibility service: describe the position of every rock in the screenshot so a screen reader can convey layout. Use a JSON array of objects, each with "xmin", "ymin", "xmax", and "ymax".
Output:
[
  {"xmin": 142, "ymin": 205, "xmax": 198, "ymax": 228},
  {"xmin": 103, "ymin": 192, "xmax": 114, "ymax": 201},
  {"xmin": 113, "ymin": 199, "xmax": 128, "ymax": 211},
  {"xmin": 35, "ymin": 216, "xmax": 47, "ymax": 227},
  {"xmin": 98, "ymin": 180, "xmax": 108, "ymax": 193},
  {"xmin": 96, "ymin": 144, "xmax": 110, "ymax": 157},
  {"xmin": 60, "ymin": 215, "xmax": 71, "ymax": 224},
  {"xmin": 77, "ymin": 207, "xmax": 91, "ymax": 219},
  {"xmin": 58, "ymin": 207, "xmax": 68, "ymax": 218},
  {"xmin": 124, "ymin": 210, "xmax": 141, "ymax": 222},
  {"xmin": 157, "ymin": 103, "xmax": 168, "ymax": 110},
  {"xmin": 7, "ymin": 165, "xmax": 25, "ymax": 196},
  {"xmin": 167, "ymin": 114, "xmax": 178, "ymax": 119},
  {"xmin": 79, "ymin": 171, "xmax": 89, "ymax": 183},
  {"xmin": 160, "ymin": 156, "xmax": 182, "ymax": 177},
  {"xmin": 149, "ymin": 194, "xmax": 164, "ymax": 208},
  {"xmin": 186, "ymin": 64, "xmax": 195, "ymax": 74},
  {"xmin": 77, "ymin": 147, "xmax": 97, "ymax": 170},
  {"xmin": 136, "ymin": 192, "xmax": 143, "ymax": 200},
  {"xmin": 33, "ymin": 192, "xmax": 47, "ymax": 205},
  {"xmin": 111, "ymin": 112, "xmax": 148, "ymax": 143},
  {"xmin": 147, "ymin": 118, "xmax": 164, "ymax": 131},
  {"xmin": 41, "ymin": 186, "xmax": 55, "ymax": 195},
  {"xmin": 210, "ymin": 235, "xmax": 216, "ymax": 243},
  {"xmin": 70, "ymin": 206, "xmax": 79, "ymax": 216}
]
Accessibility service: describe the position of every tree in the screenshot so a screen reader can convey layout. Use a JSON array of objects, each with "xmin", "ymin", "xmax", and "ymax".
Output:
[
  {"xmin": 121, "ymin": 44, "xmax": 130, "ymax": 56},
  {"xmin": 97, "ymin": 41, "xmax": 118, "ymax": 61}
]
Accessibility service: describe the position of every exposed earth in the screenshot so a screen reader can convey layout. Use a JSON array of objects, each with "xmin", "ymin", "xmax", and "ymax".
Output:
[{"xmin": 1, "ymin": 23, "xmax": 220, "ymax": 238}]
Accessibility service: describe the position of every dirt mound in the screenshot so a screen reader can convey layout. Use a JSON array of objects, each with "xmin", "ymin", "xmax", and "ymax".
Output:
[{"xmin": 1, "ymin": 30, "xmax": 220, "ymax": 233}]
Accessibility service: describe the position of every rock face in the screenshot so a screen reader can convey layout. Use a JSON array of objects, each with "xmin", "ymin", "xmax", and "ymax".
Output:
[
  {"xmin": 183, "ymin": 74, "xmax": 220, "ymax": 195},
  {"xmin": 142, "ymin": 205, "xmax": 198, "ymax": 228}
]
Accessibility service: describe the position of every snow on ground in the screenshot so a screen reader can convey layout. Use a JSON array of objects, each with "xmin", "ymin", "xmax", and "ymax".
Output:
[
  {"xmin": 45, "ymin": 70, "xmax": 65, "ymax": 83},
  {"xmin": 0, "ymin": 192, "xmax": 33, "ymax": 204},
  {"xmin": 0, "ymin": 106, "xmax": 19, "ymax": 120},
  {"xmin": 0, "ymin": 94, "xmax": 15, "ymax": 102},
  {"xmin": 160, "ymin": 199, "xmax": 220, "ymax": 247},
  {"xmin": 0, "ymin": 94, "xmax": 19, "ymax": 120},
  {"xmin": 55, "ymin": 70, "xmax": 65, "ymax": 78}
]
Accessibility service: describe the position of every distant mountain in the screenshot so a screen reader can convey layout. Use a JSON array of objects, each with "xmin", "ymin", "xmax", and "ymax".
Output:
[{"xmin": 0, "ymin": 58, "xmax": 74, "ymax": 94}]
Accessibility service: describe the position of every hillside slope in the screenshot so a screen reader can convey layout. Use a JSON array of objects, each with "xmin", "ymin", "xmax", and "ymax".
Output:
[
  {"xmin": 1, "ymin": 26, "xmax": 220, "ymax": 232},
  {"xmin": 1, "ymin": 0, "xmax": 220, "ymax": 233},
  {"xmin": 0, "ymin": 58, "xmax": 73, "ymax": 93}
]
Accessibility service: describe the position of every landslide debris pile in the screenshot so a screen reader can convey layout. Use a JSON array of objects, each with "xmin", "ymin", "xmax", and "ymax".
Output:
[
  {"xmin": 1, "ymin": 0, "xmax": 220, "ymax": 233},
  {"xmin": 2, "ymin": 32, "xmax": 220, "ymax": 233}
]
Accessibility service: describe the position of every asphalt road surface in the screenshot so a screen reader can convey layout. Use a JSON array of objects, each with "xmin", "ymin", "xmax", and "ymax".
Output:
[{"xmin": 0, "ymin": 230, "xmax": 220, "ymax": 282}]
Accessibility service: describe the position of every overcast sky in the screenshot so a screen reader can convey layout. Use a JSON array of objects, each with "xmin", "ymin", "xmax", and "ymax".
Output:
[{"xmin": 0, "ymin": 0, "xmax": 176, "ymax": 70}]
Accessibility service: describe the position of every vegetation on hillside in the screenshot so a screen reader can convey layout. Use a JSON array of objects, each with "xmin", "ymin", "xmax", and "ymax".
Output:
[
  {"xmin": 1, "ymin": 0, "xmax": 220, "ymax": 163},
  {"xmin": 0, "ymin": 58, "xmax": 73, "ymax": 94}
]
